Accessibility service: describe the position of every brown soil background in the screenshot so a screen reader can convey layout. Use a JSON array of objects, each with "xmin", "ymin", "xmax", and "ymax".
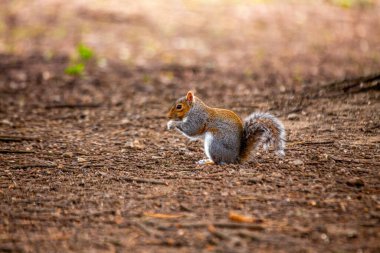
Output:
[{"xmin": 0, "ymin": 0, "xmax": 379, "ymax": 252}]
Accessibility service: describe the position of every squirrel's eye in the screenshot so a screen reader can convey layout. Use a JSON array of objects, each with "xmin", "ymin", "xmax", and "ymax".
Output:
[{"xmin": 176, "ymin": 104, "xmax": 182, "ymax": 110}]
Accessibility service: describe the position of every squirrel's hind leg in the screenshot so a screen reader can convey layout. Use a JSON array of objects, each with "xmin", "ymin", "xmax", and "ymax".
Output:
[
  {"xmin": 197, "ymin": 159, "xmax": 215, "ymax": 165},
  {"xmin": 204, "ymin": 132, "xmax": 240, "ymax": 164}
]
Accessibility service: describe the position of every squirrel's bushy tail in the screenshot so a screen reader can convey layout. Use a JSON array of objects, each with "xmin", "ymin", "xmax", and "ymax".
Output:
[{"xmin": 239, "ymin": 112, "xmax": 286, "ymax": 161}]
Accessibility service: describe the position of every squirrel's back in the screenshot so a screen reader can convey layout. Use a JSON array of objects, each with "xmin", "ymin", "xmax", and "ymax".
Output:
[{"xmin": 208, "ymin": 107, "xmax": 243, "ymax": 131}]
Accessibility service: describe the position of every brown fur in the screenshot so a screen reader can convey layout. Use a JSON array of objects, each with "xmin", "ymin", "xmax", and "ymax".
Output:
[
  {"xmin": 209, "ymin": 108, "xmax": 243, "ymax": 127},
  {"xmin": 195, "ymin": 123, "xmax": 207, "ymax": 136},
  {"xmin": 167, "ymin": 98, "xmax": 191, "ymax": 121},
  {"xmin": 168, "ymin": 97, "xmax": 243, "ymax": 128}
]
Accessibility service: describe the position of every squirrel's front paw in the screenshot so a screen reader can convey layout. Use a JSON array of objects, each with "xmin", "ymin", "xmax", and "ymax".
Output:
[{"xmin": 167, "ymin": 120, "xmax": 177, "ymax": 130}]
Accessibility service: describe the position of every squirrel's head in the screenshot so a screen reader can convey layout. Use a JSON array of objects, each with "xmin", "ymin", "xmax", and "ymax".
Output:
[{"xmin": 167, "ymin": 91, "xmax": 194, "ymax": 120}]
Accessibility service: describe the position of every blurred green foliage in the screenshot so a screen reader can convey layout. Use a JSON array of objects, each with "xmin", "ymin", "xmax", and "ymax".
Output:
[
  {"xmin": 65, "ymin": 63, "xmax": 85, "ymax": 76},
  {"xmin": 330, "ymin": 0, "xmax": 375, "ymax": 8},
  {"xmin": 77, "ymin": 44, "xmax": 94, "ymax": 61},
  {"xmin": 65, "ymin": 43, "xmax": 94, "ymax": 76}
]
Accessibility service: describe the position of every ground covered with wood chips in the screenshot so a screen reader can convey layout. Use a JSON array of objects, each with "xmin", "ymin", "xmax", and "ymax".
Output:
[{"xmin": 0, "ymin": 0, "xmax": 379, "ymax": 252}]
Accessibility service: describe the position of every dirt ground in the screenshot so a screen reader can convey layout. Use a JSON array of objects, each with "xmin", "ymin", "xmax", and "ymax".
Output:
[{"xmin": 0, "ymin": 1, "xmax": 380, "ymax": 252}]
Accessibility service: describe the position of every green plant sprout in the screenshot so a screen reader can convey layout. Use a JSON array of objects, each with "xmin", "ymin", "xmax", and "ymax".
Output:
[
  {"xmin": 65, "ymin": 43, "xmax": 94, "ymax": 76},
  {"xmin": 64, "ymin": 63, "xmax": 85, "ymax": 76},
  {"xmin": 77, "ymin": 44, "xmax": 94, "ymax": 61}
]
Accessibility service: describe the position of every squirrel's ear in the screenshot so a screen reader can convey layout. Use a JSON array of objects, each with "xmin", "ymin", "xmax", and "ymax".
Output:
[{"xmin": 186, "ymin": 91, "xmax": 194, "ymax": 104}]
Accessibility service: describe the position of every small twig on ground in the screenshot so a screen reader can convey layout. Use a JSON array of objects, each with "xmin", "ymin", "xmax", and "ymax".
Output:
[
  {"xmin": 179, "ymin": 203, "xmax": 193, "ymax": 212},
  {"xmin": 80, "ymin": 163, "xmax": 107, "ymax": 169},
  {"xmin": 45, "ymin": 103, "xmax": 102, "ymax": 109},
  {"xmin": 11, "ymin": 164, "xmax": 57, "ymax": 169},
  {"xmin": 163, "ymin": 176, "xmax": 223, "ymax": 181},
  {"xmin": 330, "ymin": 155, "xmax": 380, "ymax": 165},
  {"xmin": 0, "ymin": 150, "xmax": 35, "ymax": 154},
  {"xmin": 0, "ymin": 135, "xmax": 41, "ymax": 142},
  {"xmin": 207, "ymin": 225, "xmax": 230, "ymax": 240},
  {"xmin": 133, "ymin": 222, "xmax": 161, "ymax": 237},
  {"xmin": 119, "ymin": 177, "xmax": 168, "ymax": 186},
  {"xmin": 288, "ymin": 140, "xmax": 335, "ymax": 146},
  {"xmin": 152, "ymin": 222, "xmax": 264, "ymax": 231},
  {"xmin": 235, "ymin": 230, "xmax": 306, "ymax": 246},
  {"xmin": 144, "ymin": 212, "xmax": 184, "ymax": 219},
  {"xmin": 308, "ymin": 73, "xmax": 380, "ymax": 99}
]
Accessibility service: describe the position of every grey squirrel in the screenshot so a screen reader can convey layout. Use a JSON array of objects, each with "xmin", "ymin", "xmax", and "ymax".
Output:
[{"xmin": 167, "ymin": 91, "xmax": 286, "ymax": 165}]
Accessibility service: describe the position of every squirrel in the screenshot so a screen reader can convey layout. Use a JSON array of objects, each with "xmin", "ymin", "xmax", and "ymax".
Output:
[{"xmin": 167, "ymin": 91, "xmax": 286, "ymax": 165}]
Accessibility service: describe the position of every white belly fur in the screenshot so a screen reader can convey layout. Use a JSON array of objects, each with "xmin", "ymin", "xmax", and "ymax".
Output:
[{"xmin": 204, "ymin": 132, "xmax": 213, "ymax": 160}]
